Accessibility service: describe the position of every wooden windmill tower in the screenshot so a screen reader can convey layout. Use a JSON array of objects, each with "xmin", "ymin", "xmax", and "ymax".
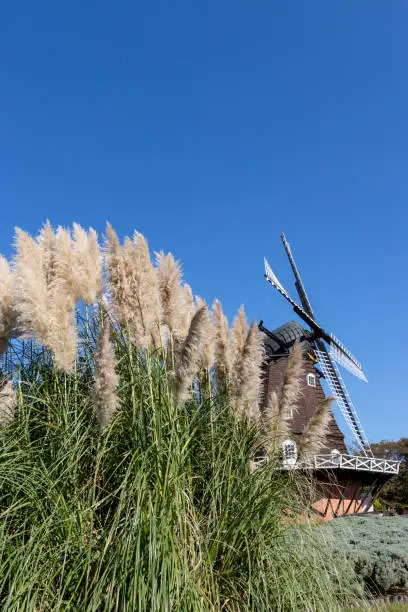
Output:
[{"xmin": 261, "ymin": 234, "xmax": 399, "ymax": 519}]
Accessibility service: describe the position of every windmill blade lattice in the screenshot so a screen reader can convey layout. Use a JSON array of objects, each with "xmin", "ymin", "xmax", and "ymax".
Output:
[
  {"xmin": 264, "ymin": 258, "xmax": 293, "ymax": 303},
  {"xmin": 329, "ymin": 336, "xmax": 368, "ymax": 382},
  {"xmin": 315, "ymin": 349, "xmax": 373, "ymax": 456},
  {"xmin": 264, "ymin": 258, "xmax": 317, "ymax": 329}
]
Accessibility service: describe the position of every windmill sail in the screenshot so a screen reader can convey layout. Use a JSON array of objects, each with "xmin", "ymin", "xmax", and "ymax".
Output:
[
  {"xmin": 264, "ymin": 258, "xmax": 317, "ymax": 330},
  {"xmin": 314, "ymin": 349, "xmax": 372, "ymax": 455},
  {"xmin": 281, "ymin": 233, "xmax": 314, "ymax": 318},
  {"xmin": 264, "ymin": 258, "xmax": 294, "ymax": 304},
  {"xmin": 265, "ymin": 234, "xmax": 373, "ymax": 456},
  {"xmin": 329, "ymin": 334, "xmax": 367, "ymax": 382},
  {"xmin": 280, "ymin": 234, "xmax": 368, "ymax": 382}
]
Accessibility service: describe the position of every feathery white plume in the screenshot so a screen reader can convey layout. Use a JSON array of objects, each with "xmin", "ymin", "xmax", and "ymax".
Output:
[
  {"xmin": 0, "ymin": 380, "xmax": 17, "ymax": 427},
  {"xmin": 212, "ymin": 299, "xmax": 234, "ymax": 388},
  {"xmin": 195, "ymin": 296, "xmax": 214, "ymax": 369},
  {"xmin": 105, "ymin": 224, "xmax": 160, "ymax": 349},
  {"xmin": 72, "ymin": 223, "xmax": 103, "ymax": 304},
  {"xmin": 0, "ymin": 255, "xmax": 13, "ymax": 355},
  {"xmin": 171, "ymin": 306, "xmax": 209, "ymax": 404},
  {"xmin": 231, "ymin": 320, "xmax": 264, "ymax": 422},
  {"xmin": 94, "ymin": 313, "xmax": 119, "ymax": 430},
  {"xmin": 301, "ymin": 397, "xmax": 334, "ymax": 459},
  {"xmin": 156, "ymin": 251, "xmax": 186, "ymax": 342},
  {"xmin": 12, "ymin": 228, "xmax": 49, "ymax": 343}
]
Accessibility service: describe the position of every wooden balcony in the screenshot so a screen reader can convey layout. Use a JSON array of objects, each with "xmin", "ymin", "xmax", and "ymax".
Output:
[{"xmin": 297, "ymin": 453, "xmax": 400, "ymax": 474}]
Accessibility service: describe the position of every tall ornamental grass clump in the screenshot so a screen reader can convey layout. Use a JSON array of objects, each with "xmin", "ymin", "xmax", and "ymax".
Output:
[{"xmin": 0, "ymin": 222, "xmax": 359, "ymax": 610}]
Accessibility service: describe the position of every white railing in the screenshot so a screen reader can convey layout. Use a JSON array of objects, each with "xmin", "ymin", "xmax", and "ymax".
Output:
[
  {"xmin": 253, "ymin": 453, "xmax": 400, "ymax": 474},
  {"xmin": 302, "ymin": 453, "xmax": 400, "ymax": 474}
]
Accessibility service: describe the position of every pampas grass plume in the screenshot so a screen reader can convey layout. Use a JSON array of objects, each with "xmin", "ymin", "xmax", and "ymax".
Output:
[
  {"xmin": 264, "ymin": 390, "xmax": 291, "ymax": 452},
  {"xmin": 212, "ymin": 299, "xmax": 233, "ymax": 387},
  {"xmin": 48, "ymin": 290, "xmax": 78, "ymax": 373},
  {"xmin": 0, "ymin": 380, "xmax": 17, "ymax": 427},
  {"xmin": 301, "ymin": 397, "xmax": 334, "ymax": 459},
  {"xmin": 72, "ymin": 223, "xmax": 102, "ymax": 304},
  {"xmin": 263, "ymin": 342, "xmax": 303, "ymax": 452},
  {"xmin": 179, "ymin": 283, "xmax": 195, "ymax": 340},
  {"xmin": 13, "ymin": 225, "xmax": 78, "ymax": 371},
  {"xmin": 53, "ymin": 227, "xmax": 77, "ymax": 300},
  {"xmin": 46, "ymin": 227, "xmax": 78, "ymax": 372},
  {"xmin": 233, "ymin": 305, "xmax": 248, "ymax": 358},
  {"xmin": 0, "ymin": 255, "xmax": 13, "ymax": 354},
  {"xmin": 13, "ymin": 228, "xmax": 49, "ymax": 343},
  {"xmin": 37, "ymin": 220, "xmax": 57, "ymax": 287},
  {"xmin": 105, "ymin": 224, "xmax": 160, "ymax": 349},
  {"xmin": 156, "ymin": 251, "xmax": 185, "ymax": 341},
  {"xmin": 132, "ymin": 231, "xmax": 161, "ymax": 348},
  {"xmin": 195, "ymin": 296, "xmax": 214, "ymax": 369},
  {"xmin": 232, "ymin": 320, "xmax": 264, "ymax": 422},
  {"xmin": 105, "ymin": 223, "xmax": 138, "ymax": 339},
  {"xmin": 171, "ymin": 305, "xmax": 209, "ymax": 404},
  {"xmin": 94, "ymin": 313, "xmax": 119, "ymax": 430},
  {"xmin": 278, "ymin": 342, "xmax": 304, "ymax": 425}
]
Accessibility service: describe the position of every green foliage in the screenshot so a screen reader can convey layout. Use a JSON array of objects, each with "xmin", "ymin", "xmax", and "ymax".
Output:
[
  {"xmin": 322, "ymin": 516, "xmax": 408, "ymax": 595},
  {"xmin": 371, "ymin": 439, "xmax": 408, "ymax": 514},
  {"xmin": 0, "ymin": 324, "xmax": 360, "ymax": 610},
  {"xmin": 375, "ymin": 605, "xmax": 408, "ymax": 611},
  {"xmin": 373, "ymin": 498, "xmax": 384, "ymax": 512}
]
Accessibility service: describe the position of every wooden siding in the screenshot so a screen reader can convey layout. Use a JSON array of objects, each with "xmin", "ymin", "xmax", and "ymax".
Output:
[{"xmin": 262, "ymin": 355, "xmax": 347, "ymax": 453}]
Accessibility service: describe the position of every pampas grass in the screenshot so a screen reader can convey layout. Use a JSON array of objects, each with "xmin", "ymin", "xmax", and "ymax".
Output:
[
  {"xmin": 47, "ymin": 227, "xmax": 79, "ymax": 372},
  {"xmin": 104, "ymin": 222, "xmax": 125, "ymax": 319},
  {"xmin": 0, "ymin": 325, "xmax": 357, "ymax": 611},
  {"xmin": 105, "ymin": 225, "xmax": 160, "ymax": 349},
  {"xmin": 232, "ymin": 305, "xmax": 248, "ymax": 359},
  {"xmin": 48, "ymin": 290, "xmax": 78, "ymax": 372},
  {"xmin": 94, "ymin": 312, "xmax": 119, "ymax": 429},
  {"xmin": 231, "ymin": 320, "xmax": 264, "ymax": 422},
  {"xmin": 212, "ymin": 299, "xmax": 234, "ymax": 389},
  {"xmin": 264, "ymin": 390, "xmax": 291, "ymax": 453},
  {"xmin": 156, "ymin": 251, "xmax": 186, "ymax": 343},
  {"xmin": 52, "ymin": 227, "xmax": 77, "ymax": 301},
  {"xmin": 72, "ymin": 223, "xmax": 102, "ymax": 304},
  {"xmin": 195, "ymin": 296, "xmax": 214, "ymax": 370},
  {"xmin": 0, "ymin": 380, "xmax": 16, "ymax": 427},
  {"xmin": 0, "ymin": 255, "xmax": 13, "ymax": 355},
  {"xmin": 14, "ymin": 223, "xmax": 100, "ymax": 372},
  {"xmin": 171, "ymin": 305, "xmax": 209, "ymax": 404},
  {"xmin": 301, "ymin": 397, "xmax": 334, "ymax": 459},
  {"xmin": 13, "ymin": 228, "xmax": 50, "ymax": 343},
  {"xmin": 13, "ymin": 225, "xmax": 78, "ymax": 371},
  {"xmin": 0, "ymin": 221, "xmax": 363, "ymax": 610},
  {"xmin": 278, "ymin": 342, "xmax": 304, "ymax": 427},
  {"xmin": 37, "ymin": 220, "xmax": 57, "ymax": 288},
  {"xmin": 179, "ymin": 283, "xmax": 195, "ymax": 340},
  {"xmin": 132, "ymin": 231, "xmax": 161, "ymax": 347},
  {"xmin": 263, "ymin": 342, "xmax": 304, "ymax": 451}
]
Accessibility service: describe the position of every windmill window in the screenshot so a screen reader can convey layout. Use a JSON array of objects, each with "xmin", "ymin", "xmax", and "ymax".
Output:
[
  {"xmin": 307, "ymin": 373, "xmax": 316, "ymax": 387},
  {"xmin": 282, "ymin": 439, "xmax": 298, "ymax": 466},
  {"xmin": 331, "ymin": 449, "xmax": 341, "ymax": 464}
]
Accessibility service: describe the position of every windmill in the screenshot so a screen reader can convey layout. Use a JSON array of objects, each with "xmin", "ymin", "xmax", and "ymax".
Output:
[{"xmin": 264, "ymin": 233, "xmax": 373, "ymax": 458}]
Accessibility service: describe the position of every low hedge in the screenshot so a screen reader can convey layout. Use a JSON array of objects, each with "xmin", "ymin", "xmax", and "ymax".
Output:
[{"xmin": 321, "ymin": 516, "xmax": 408, "ymax": 594}]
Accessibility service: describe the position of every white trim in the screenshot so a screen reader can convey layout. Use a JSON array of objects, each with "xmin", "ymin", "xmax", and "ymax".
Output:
[
  {"xmin": 282, "ymin": 439, "xmax": 298, "ymax": 466},
  {"xmin": 294, "ymin": 454, "xmax": 400, "ymax": 474},
  {"xmin": 306, "ymin": 373, "xmax": 316, "ymax": 387}
]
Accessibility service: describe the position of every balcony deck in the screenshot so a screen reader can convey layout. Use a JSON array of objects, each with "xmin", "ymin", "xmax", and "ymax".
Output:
[{"xmin": 294, "ymin": 453, "xmax": 400, "ymax": 474}]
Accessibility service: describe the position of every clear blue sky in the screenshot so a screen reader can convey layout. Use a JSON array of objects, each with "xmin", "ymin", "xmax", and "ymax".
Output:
[{"xmin": 0, "ymin": 1, "xmax": 406, "ymax": 445}]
